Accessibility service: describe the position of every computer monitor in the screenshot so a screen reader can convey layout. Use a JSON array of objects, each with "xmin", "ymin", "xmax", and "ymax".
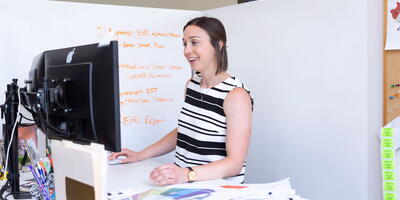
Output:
[{"xmin": 23, "ymin": 41, "xmax": 121, "ymax": 152}]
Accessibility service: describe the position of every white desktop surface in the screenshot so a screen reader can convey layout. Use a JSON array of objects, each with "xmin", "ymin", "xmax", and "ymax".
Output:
[
  {"xmin": 106, "ymin": 160, "xmax": 235, "ymax": 195},
  {"xmin": 107, "ymin": 159, "xmax": 160, "ymax": 194}
]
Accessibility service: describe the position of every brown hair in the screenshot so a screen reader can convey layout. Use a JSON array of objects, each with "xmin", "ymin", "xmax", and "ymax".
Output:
[{"xmin": 184, "ymin": 17, "xmax": 228, "ymax": 75}]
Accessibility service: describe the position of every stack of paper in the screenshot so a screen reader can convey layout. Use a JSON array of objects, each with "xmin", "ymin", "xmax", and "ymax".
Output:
[{"xmin": 108, "ymin": 178, "xmax": 307, "ymax": 200}]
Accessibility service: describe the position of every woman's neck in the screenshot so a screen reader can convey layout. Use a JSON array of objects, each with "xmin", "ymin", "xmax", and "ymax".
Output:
[{"xmin": 200, "ymin": 71, "xmax": 229, "ymax": 88}]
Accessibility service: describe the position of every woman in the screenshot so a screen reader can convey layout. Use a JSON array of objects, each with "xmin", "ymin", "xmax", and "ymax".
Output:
[{"xmin": 109, "ymin": 16, "xmax": 253, "ymax": 185}]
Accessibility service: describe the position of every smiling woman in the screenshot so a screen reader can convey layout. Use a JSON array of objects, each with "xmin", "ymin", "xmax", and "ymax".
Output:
[
  {"xmin": 183, "ymin": 17, "xmax": 228, "ymax": 76},
  {"xmin": 109, "ymin": 16, "xmax": 254, "ymax": 185}
]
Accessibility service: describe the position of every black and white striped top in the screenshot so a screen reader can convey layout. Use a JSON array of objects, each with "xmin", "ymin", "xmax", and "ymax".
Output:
[{"xmin": 174, "ymin": 73, "xmax": 254, "ymax": 183}]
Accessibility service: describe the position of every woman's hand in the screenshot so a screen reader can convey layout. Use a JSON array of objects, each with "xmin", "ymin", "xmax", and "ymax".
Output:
[
  {"xmin": 149, "ymin": 163, "xmax": 188, "ymax": 186},
  {"xmin": 108, "ymin": 148, "xmax": 143, "ymax": 164}
]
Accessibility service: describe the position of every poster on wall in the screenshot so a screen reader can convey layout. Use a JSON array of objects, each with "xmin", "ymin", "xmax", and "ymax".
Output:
[{"xmin": 386, "ymin": 0, "xmax": 400, "ymax": 49}]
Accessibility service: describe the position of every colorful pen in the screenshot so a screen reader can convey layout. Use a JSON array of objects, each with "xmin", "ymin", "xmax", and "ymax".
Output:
[
  {"xmin": 39, "ymin": 161, "xmax": 47, "ymax": 176},
  {"xmin": 37, "ymin": 162, "xmax": 46, "ymax": 183},
  {"xmin": 29, "ymin": 165, "xmax": 51, "ymax": 200}
]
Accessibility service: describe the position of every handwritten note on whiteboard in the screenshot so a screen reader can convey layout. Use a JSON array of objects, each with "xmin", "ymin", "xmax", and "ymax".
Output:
[{"xmin": 95, "ymin": 23, "xmax": 192, "ymax": 155}]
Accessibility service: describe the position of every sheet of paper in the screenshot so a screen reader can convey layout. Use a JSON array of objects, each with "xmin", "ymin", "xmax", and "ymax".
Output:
[
  {"xmin": 386, "ymin": 0, "xmax": 400, "ymax": 50},
  {"xmin": 383, "ymin": 116, "xmax": 400, "ymax": 150},
  {"xmin": 107, "ymin": 178, "xmax": 308, "ymax": 200},
  {"xmin": 381, "ymin": 128, "xmax": 398, "ymax": 200}
]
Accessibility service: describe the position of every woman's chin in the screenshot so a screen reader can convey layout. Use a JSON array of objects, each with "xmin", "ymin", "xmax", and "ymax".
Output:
[{"xmin": 190, "ymin": 64, "xmax": 201, "ymax": 71}]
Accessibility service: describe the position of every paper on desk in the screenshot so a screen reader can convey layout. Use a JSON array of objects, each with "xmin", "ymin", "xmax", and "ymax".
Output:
[{"xmin": 108, "ymin": 178, "xmax": 308, "ymax": 200}]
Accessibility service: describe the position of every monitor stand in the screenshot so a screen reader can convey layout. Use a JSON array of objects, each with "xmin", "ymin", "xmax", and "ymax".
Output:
[{"xmin": 0, "ymin": 79, "xmax": 32, "ymax": 199}]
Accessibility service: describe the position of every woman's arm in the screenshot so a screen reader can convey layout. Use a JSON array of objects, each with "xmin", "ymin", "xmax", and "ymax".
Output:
[
  {"xmin": 109, "ymin": 128, "xmax": 177, "ymax": 163},
  {"xmin": 137, "ymin": 128, "xmax": 178, "ymax": 160},
  {"xmin": 109, "ymin": 79, "xmax": 191, "ymax": 163},
  {"xmin": 150, "ymin": 87, "xmax": 253, "ymax": 185}
]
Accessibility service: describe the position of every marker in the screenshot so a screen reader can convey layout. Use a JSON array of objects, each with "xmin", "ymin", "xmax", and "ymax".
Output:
[
  {"xmin": 48, "ymin": 155, "xmax": 54, "ymax": 173},
  {"xmin": 220, "ymin": 185, "xmax": 248, "ymax": 189},
  {"xmin": 37, "ymin": 162, "xmax": 46, "ymax": 183},
  {"xmin": 37, "ymin": 162, "xmax": 52, "ymax": 199},
  {"xmin": 29, "ymin": 165, "xmax": 51, "ymax": 200},
  {"xmin": 43, "ymin": 161, "xmax": 50, "ymax": 174},
  {"xmin": 36, "ymin": 164, "xmax": 48, "ymax": 194},
  {"xmin": 39, "ymin": 161, "xmax": 47, "ymax": 176}
]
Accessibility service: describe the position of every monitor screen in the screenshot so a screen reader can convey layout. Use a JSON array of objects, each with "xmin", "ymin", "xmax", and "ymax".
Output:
[{"xmin": 23, "ymin": 41, "xmax": 121, "ymax": 152}]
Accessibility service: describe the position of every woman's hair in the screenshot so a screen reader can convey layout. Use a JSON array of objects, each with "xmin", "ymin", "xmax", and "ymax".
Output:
[{"xmin": 184, "ymin": 17, "xmax": 228, "ymax": 75}]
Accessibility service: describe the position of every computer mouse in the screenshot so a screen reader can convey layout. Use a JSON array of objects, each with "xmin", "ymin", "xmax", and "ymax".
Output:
[{"xmin": 108, "ymin": 155, "xmax": 127, "ymax": 165}]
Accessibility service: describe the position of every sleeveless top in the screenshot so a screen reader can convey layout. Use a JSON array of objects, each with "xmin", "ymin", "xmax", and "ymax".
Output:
[{"xmin": 173, "ymin": 73, "xmax": 254, "ymax": 184}]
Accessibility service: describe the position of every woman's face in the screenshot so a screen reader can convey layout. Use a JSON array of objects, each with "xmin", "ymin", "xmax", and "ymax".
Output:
[{"xmin": 183, "ymin": 25, "xmax": 217, "ymax": 73}]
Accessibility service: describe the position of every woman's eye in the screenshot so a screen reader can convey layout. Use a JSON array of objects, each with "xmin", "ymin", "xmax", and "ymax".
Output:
[{"xmin": 192, "ymin": 41, "xmax": 198, "ymax": 45}]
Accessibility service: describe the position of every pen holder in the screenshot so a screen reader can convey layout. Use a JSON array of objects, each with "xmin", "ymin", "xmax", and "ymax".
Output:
[
  {"xmin": 29, "ymin": 165, "xmax": 55, "ymax": 200},
  {"xmin": 29, "ymin": 172, "xmax": 55, "ymax": 200}
]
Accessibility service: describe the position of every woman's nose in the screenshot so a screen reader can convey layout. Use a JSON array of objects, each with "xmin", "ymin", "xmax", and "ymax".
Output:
[{"xmin": 184, "ymin": 45, "xmax": 192, "ymax": 55}]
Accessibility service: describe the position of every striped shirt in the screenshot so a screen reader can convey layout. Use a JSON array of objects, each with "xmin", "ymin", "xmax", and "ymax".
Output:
[{"xmin": 174, "ymin": 73, "xmax": 254, "ymax": 183}]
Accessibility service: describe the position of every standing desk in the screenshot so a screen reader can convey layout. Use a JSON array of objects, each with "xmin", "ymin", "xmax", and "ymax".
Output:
[
  {"xmin": 9, "ymin": 159, "xmax": 236, "ymax": 199},
  {"xmin": 107, "ymin": 159, "xmax": 235, "ymax": 194},
  {"xmin": 107, "ymin": 159, "xmax": 160, "ymax": 194}
]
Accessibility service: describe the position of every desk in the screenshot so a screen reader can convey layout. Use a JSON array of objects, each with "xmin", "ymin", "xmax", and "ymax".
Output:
[
  {"xmin": 14, "ymin": 161, "xmax": 245, "ymax": 200},
  {"xmin": 107, "ymin": 160, "xmax": 234, "ymax": 194},
  {"xmin": 11, "ymin": 160, "xmax": 302, "ymax": 200},
  {"xmin": 107, "ymin": 159, "xmax": 160, "ymax": 194},
  {"xmin": 106, "ymin": 162, "xmax": 301, "ymax": 200},
  {"xmin": 106, "ymin": 160, "xmax": 242, "ymax": 200}
]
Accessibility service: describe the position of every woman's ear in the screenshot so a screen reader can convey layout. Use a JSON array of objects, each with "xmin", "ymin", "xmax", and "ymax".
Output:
[{"xmin": 219, "ymin": 41, "xmax": 224, "ymax": 50}]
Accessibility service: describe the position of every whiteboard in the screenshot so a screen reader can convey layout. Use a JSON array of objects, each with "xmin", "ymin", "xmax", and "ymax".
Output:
[{"xmin": 0, "ymin": 0, "xmax": 200, "ymax": 162}]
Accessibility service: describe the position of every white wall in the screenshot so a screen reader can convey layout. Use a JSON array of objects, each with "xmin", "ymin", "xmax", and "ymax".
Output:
[
  {"xmin": 367, "ymin": 0, "xmax": 383, "ymax": 199},
  {"xmin": 205, "ymin": 0, "xmax": 380, "ymax": 199}
]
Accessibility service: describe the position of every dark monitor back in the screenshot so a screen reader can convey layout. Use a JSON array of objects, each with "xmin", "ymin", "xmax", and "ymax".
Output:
[{"xmin": 43, "ymin": 41, "xmax": 120, "ymax": 152}]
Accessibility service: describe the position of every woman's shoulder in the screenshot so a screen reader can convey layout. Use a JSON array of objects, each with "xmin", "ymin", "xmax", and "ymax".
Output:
[
  {"xmin": 224, "ymin": 76, "xmax": 254, "ymax": 109},
  {"xmin": 224, "ymin": 76, "xmax": 251, "ymax": 92}
]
